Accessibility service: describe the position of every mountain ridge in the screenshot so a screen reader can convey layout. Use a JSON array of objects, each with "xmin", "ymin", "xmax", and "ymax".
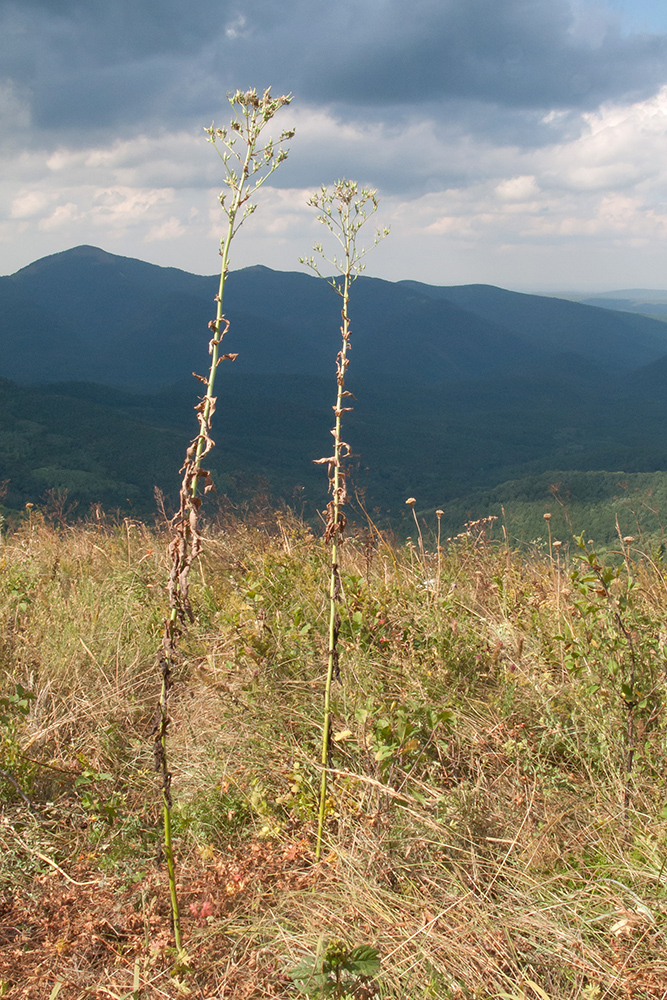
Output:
[
  {"xmin": 4, "ymin": 245, "xmax": 667, "ymax": 389},
  {"xmin": 3, "ymin": 245, "xmax": 667, "ymax": 531}
]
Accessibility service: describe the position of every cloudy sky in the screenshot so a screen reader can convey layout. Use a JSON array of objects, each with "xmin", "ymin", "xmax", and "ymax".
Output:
[{"xmin": 3, "ymin": 0, "xmax": 667, "ymax": 290}]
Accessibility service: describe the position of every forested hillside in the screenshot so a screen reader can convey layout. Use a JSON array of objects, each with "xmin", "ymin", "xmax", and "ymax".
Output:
[{"xmin": 2, "ymin": 246, "xmax": 667, "ymax": 542}]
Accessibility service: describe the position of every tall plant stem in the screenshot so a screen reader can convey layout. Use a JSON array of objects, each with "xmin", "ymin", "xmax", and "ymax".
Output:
[
  {"xmin": 302, "ymin": 180, "xmax": 388, "ymax": 860},
  {"xmin": 317, "ymin": 262, "xmax": 351, "ymax": 860},
  {"xmin": 155, "ymin": 643, "xmax": 181, "ymax": 952},
  {"xmin": 160, "ymin": 663, "xmax": 180, "ymax": 950},
  {"xmin": 189, "ymin": 135, "xmax": 253, "ymax": 492},
  {"xmin": 155, "ymin": 88, "xmax": 293, "ymax": 945},
  {"xmin": 435, "ymin": 509, "xmax": 444, "ymax": 600}
]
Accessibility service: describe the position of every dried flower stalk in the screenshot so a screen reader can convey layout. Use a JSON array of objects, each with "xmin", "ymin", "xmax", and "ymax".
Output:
[
  {"xmin": 154, "ymin": 88, "xmax": 294, "ymax": 949},
  {"xmin": 301, "ymin": 179, "xmax": 388, "ymax": 859}
]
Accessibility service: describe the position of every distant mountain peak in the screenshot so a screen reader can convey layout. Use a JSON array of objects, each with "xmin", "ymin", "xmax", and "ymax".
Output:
[
  {"xmin": 12, "ymin": 244, "xmax": 132, "ymax": 278},
  {"xmin": 58, "ymin": 245, "xmax": 113, "ymax": 259},
  {"xmin": 235, "ymin": 263, "xmax": 275, "ymax": 274}
]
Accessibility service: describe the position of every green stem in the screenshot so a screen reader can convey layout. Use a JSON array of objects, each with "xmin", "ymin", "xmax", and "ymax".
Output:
[
  {"xmin": 191, "ymin": 120, "xmax": 255, "ymax": 496},
  {"xmin": 163, "ymin": 799, "xmax": 181, "ymax": 951},
  {"xmin": 158, "ymin": 648, "xmax": 181, "ymax": 951},
  {"xmin": 317, "ymin": 529, "xmax": 339, "ymax": 859},
  {"xmin": 316, "ymin": 259, "xmax": 351, "ymax": 861},
  {"xmin": 303, "ymin": 182, "xmax": 385, "ymax": 860}
]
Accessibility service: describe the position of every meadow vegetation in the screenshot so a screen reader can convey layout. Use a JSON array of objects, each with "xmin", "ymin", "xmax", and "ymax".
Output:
[{"xmin": 0, "ymin": 505, "xmax": 666, "ymax": 997}]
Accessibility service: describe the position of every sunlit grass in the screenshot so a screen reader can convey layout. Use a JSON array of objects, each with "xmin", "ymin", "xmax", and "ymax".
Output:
[{"xmin": 0, "ymin": 507, "xmax": 666, "ymax": 997}]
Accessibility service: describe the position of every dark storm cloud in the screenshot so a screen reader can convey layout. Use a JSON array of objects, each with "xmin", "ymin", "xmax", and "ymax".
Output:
[
  {"xmin": 294, "ymin": 0, "xmax": 667, "ymax": 110},
  {"xmin": 3, "ymin": 0, "xmax": 667, "ymax": 140},
  {"xmin": 1, "ymin": 0, "xmax": 233, "ymax": 131}
]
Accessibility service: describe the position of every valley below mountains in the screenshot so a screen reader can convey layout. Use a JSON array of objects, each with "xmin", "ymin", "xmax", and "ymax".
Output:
[{"xmin": 3, "ymin": 244, "xmax": 667, "ymax": 543}]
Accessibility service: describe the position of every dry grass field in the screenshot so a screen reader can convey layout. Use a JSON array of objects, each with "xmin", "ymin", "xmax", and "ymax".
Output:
[{"xmin": 0, "ymin": 505, "xmax": 666, "ymax": 998}]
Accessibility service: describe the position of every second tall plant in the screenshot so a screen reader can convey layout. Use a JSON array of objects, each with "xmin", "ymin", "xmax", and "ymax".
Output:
[{"xmin": 302, "ymin": 180, "xmax": 388, "ymax": 859}]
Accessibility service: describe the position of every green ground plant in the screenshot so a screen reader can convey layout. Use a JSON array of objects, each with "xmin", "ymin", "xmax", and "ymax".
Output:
[
  {"xmin": 565, "ymin": 529, "xmax": 664, "ymax": 814},
  {"xmin": 289, "ymin": 937, "xmax": 381, "ymax": 997},
  {"xmin": 301, "ymin": 179, "xmax": 388, "ymax": 859},
  {"xmin": 0, "ymin": 682, "xmax": 36, "ymax": 809}
]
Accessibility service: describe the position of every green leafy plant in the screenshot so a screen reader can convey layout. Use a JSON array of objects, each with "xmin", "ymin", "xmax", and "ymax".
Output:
[
  {"xmin": 0, "ymin": 683, "xmax": 36, "ymax": 809},
  {"xmin": 361, "ymin": 699, "xmax": 451, "ymax": 773},
  {"xmin": 75, "ymin": 767, "xmax": 125, "ymax": 828},
  {"xmin": 0, "ymin": 682, "xmax": 35, "ymax": 726},
  {"xmin": 288, "ymin": 938, "xmax": 381, "ymax": 998},
  {"xmin": 566, "ymin": 532, "xmax": 664, "ymax": 812},
  {"xmin": 301, "ymin": 179, "xmax": 388, "ymax": 859},
  {"xmin": 154, "ymin": 87, "xmax": 294, "ymax": 952}
]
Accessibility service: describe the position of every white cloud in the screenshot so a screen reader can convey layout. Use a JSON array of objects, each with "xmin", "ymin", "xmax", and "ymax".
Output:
[
  {"xmin": 3, "ymin": 87, "xmax": 667, "ymax": 288},
  {"xmin": 10, "ymin": 190, "xmax": 52, "ymax": 219},
  {"xmin": 145, "ymin": 215, "xmax": 187, "ymax": 242},
  {"xmin": 89, "ymin": 187, "xmax": 176, "ymax": 230},
  {"xmin": 495, "ymin": 175, "xmax": 541, "ymax": 201},
  {"xmin": 38, "ymin": 202, "xmax": 80, "ymax": 231},
  {"xmin": 405, "ymin": 86, "xmax": 667, "ymax": 254}
]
